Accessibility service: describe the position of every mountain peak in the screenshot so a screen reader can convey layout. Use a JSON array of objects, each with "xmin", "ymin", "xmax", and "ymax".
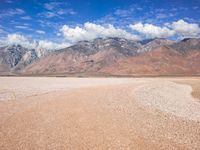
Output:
[
  {"xmin": 181, "ymin": 38, "xmax": 200, "ymax": 42},
  {"xmin": 1, "ymin": 37, "xmax": 200, "ymax": 76},
  {"xmin": 171, "ymin": 38, "xmax": 200, "ymax": 53}
]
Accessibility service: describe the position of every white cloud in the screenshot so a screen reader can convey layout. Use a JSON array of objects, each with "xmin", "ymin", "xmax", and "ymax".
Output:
[
  {"xmin": 42, "ymin": 2, "xmax": 76, "ymax": 17},
  {"xmin": 36, "ymin": 40, "xmax": 69, "ymax": 51},
  {"xmin": 15, "ymin": 8, "xmax": 25, "ymax": 14},
  {"xmin": 20, "ymin": 16, "xmax": 32, "ymax": 20},
  {"xmin": 155, "ymin": 13, "xmax": 176, "ymax": 19},
  {"xmin": 2, "ymin": 34, "xmax": 69, "ymax": 51},
  {"xmin": 0, "ymin": 28, "xmax": 5, "ymax": 33},
  {"xmin": 44, "ymin": 3, "xmax": 54, "ymax": 10},
  {"xmin": 57, "ymin": 9, "xmax": 76, "ymax": 15},
  {"xmin": 156, "ymin": 13, "xmax": 168, "ymax": 19},
  {"xmin": 6, "ymin": 34, "xmax": 36, "ymax": 49},
  {"xmin": 36, "ymin": 30, "xmax": 46, "ymax": 34},
  {"xmin": 43, "ymin": 11, "xmax": 57, "ymax": 18},
  {"xmin": 39, "ymin": 9, "xmax": 76, "ymax": 19},
  {"xmin": 44, "ymin": 2, "xmax": 66, "ymax": 10},
  {"xmin": 60, "ymin": 22, "xmax": 139, "ymax": 43},
  {"xmin": 15, "ymin": 25, "xmax": 30, "ymax": 30},
  {"xmin": 114, "ymin": 9, "xmax": 131, "ymax": 17},
  {"xmin": 171, "ymin": 20, "xmax": 200, "ymax": 38},
  {"xmin": 130, "ymin": 20, "xmax": 200, "ymax": 39},
  {"xmin": 0, "ymin": 8, "xmax": 25, "ymax": 18},
  {"xmin": 129, "ymin": 23, "xmax": 175, "ymax": 39}
]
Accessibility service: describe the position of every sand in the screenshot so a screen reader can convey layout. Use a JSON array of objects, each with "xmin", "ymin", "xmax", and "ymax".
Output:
[
  {"xmin": 134, "ymin": 81, "xmax": 200, "ymax": 121},
  {"xmin": 175, "ymin": 79, "xmax": 200, "ymax": 100},
  {"xmin": 0, "ymin": 77, "xmax": 200, "ymax": 149}
]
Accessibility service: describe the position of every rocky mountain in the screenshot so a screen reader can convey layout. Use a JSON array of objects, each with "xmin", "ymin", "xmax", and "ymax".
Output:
[
  {"xmin": 21, "ymin": 37, "xmax": 179, "ymax": 76},
  {"xmin": 1, "ymin": 37, "xmax": 200, "ymax": 76},
  {"xmin": 100, "ymin": 38, "xmax": 200, "ymax": 76},
  {"xmin": 101, "ymin": 45, "xmax": 200, "ymax": 75},
  {"xmin": 170, "ymin": 38, "xmax": 200, "ymax": 53},
  {"xmin": 0, "ymin": 44, "xmax": 48, "ymax": 75},
  {"xmin": 22, "ymin": 37, "xmax": 142, "ymax": 75},
  {"xmin": 139, "ymin": 38, "xmax": 175, "ymax": 52}
]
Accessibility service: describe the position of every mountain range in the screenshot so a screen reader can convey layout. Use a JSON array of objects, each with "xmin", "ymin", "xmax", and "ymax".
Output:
[{"xmin": 0, "ymin": 37, "xmax": 200, "ymax": 76}]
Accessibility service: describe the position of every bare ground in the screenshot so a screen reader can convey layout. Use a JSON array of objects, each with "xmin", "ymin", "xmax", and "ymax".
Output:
[
  {"xmin": 0, "ymin": 77, "xmax": 200, "ymax": 150},
  {"xmin": 175, "ymin": 79, "xmax": 200, "ymax": 100}
]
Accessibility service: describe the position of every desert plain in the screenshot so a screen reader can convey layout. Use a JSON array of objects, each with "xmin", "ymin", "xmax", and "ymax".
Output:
[{"xmin": 0, "ymin": 77, "xmax": 200, "ymax": 149}]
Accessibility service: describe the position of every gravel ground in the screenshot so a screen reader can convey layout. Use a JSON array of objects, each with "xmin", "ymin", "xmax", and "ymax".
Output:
[
  {"xmin": 175, "ymin": 79, "xmax": 200, "ymax": 100},
  {"xmin": 0, "ymin": 77, "xmax": 145, "ymax": 101},
  {"xmin": 134, "ymin": 81, "xmax": 200, "ymax": 121},
  {"xmin": 0, "ymin": 77, "xmax": 200, "ymax": 149}
]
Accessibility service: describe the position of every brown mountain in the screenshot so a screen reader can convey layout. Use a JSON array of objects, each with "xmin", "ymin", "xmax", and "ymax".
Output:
[
  {"xmin": 101, "ymin": 38, "xmax": 200, "ymax": 76},
  {"xmin": 1, "ymin": 37, "xmax": 200, "ymax": 76},
  {"xmin": 22, "ymin": 38, "xmax": 142, "ymax": 75},
  {"xmin": 0, "ymin": 45, "xmax": 38, "ymax": 75},
  {"xmin": 0, "ymin": 41, "xmax": 51, "ymax": 75},
  {"xmin": 100, "ymin": 45, "xmax": 200, "ymax": 76}
]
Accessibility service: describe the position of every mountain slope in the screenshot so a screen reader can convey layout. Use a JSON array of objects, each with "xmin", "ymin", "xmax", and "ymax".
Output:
[
  {"xmin": 0, "ymin": 44, "xmax": 49, "ymax": 74},
  {"xmin": 100, "ymin": 45, "xmax": 200, "ymax": 75},
  {"xmin": 139, "ymin": 38, "xmax": 175, "ymax": 52},
  {"xmin": 22, "ymin": 38, "xmax": 142, "ymax": 75},
  {"xmin": 170, "ymin": 38, "xmax": 200, "ymax": 53},
  {"xmin": 0, "ymin": 45, "xmax": 37, "ymax": 74},
  {"xmin": 1, "ymin": 37, "xmax": 200, "ymax": 76}
]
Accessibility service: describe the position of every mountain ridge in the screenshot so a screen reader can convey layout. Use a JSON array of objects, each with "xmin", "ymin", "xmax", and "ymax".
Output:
[{"xmin": 0, "ymin": 37, "xmax": 200, "ymax": 76}]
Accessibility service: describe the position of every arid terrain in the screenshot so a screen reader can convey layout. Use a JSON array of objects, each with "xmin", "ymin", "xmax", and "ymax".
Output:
[
  {"xmin": 1, "ymin": 38, "xmax": 200, "ymax": 76},
  {"xmin": 0, "ymin": 77, "xmax": 200, "ymax": 149}
]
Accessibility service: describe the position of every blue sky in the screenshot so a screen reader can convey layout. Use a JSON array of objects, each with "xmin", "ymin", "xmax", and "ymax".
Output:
[{"xmin": 0, "ymin": 0, "xmax": 200, "ymax": 49}]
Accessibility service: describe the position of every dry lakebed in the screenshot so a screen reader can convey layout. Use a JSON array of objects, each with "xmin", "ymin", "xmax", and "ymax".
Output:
[{"xmin": 0, "ymin": 77, "xmax": 200, "ymax": 149}]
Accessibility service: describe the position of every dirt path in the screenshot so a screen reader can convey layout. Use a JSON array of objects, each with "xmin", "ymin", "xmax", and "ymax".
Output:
[{"xmin": 0, "ymin": 78, "xmax": 200, "ymax": 149}]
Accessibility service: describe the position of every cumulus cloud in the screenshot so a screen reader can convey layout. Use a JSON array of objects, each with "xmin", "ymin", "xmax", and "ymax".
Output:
[
  {"xmin": 129, "ymin": 23, "xmax": 175, "ymax": 39},
  {"xmin": 61, "ymin": 21, "xmax": 200, "ymax": 42},
  {"xmin": 36, "ymin": 40, "xmax": 69, "ymax": 50},
  {"xmin": 170, "ymin": 20, "xmax": 200, "ymax": 38},
  {"xmin": 3, "ymin": 34, "xmax": 69, "ymax": 51},
  {"xmin": 129, "ymin": 20, "xmax": 200, "ymax": 39},
  {"xmin": 1, "ymin": 20, "xmax": 199, "ymax": 52},
  {"xmin": 60, "ymin": 22, "xmax": 139, "ymax": 43}
]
